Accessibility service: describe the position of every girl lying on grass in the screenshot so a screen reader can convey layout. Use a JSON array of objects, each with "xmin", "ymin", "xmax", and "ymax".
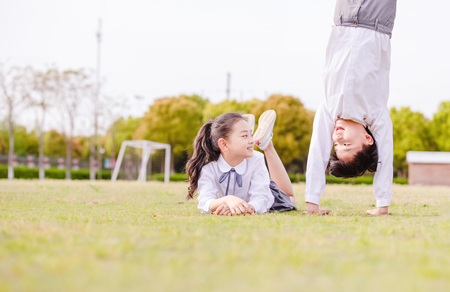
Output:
[{"xmin": 186, "ymin": 111, "xmax": 297, "ymax": 215}]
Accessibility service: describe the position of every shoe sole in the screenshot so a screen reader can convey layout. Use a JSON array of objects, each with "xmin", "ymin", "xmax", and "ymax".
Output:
[{"xmin": 253, "ymin": 110, "xmax": 276, "ymax": 141}]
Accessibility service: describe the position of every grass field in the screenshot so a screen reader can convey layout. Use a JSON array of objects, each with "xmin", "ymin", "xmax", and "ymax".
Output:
[{"xmin": 1, "ymin": 180, "xmax": 449, "ymax": 292}]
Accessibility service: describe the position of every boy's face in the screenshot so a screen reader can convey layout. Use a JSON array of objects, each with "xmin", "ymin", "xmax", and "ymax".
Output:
[{"xmin": 332, "ymin": 119, "xmax": 374, "ymax": 162}]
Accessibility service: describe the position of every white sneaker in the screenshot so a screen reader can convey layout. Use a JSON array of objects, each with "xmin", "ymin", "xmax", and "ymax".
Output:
[
  {"xmin": 253, "ymin": 110, "xmax": 276, "ymax": 150},
  {"xmin": 242, "ymin": 114, "xmax": 255, "ymax": 133}
]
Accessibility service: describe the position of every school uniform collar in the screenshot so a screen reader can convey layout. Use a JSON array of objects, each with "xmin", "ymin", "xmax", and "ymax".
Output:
[{"xmin": 218, "ymin": 154, "xmax": 247, "ymax": 175}]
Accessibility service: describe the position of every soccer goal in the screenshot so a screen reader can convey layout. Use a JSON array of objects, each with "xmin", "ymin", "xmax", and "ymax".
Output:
[{"xmin": 111, "ymin": 140, "xmax": 171, "ymax": 183}]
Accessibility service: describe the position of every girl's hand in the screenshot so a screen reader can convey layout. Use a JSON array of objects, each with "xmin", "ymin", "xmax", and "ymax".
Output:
[
  {"xmin": 213, "ymin": 203, "xmax": 231, "ymax": 216},
  {"xmin": 246, "ymin": 204, "xmax": 255, "ymax": 215},
  {"xmin": 225, "ymin": 196, "xmax": 251, "ymax": 215}
]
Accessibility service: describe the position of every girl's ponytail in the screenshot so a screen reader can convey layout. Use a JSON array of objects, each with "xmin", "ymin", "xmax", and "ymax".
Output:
[{"xmin": 185, "ymin": 120, "xmax": 220, "ymax": 200}]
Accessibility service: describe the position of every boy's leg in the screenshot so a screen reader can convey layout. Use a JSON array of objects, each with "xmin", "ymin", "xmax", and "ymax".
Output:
[{"xmin": 264, "ymin": 141, "xmax": 295, "ymax": 203}]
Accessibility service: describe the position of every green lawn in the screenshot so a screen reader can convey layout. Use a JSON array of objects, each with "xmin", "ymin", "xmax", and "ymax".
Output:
[{"xmin": 0, "ymin": 180, "xmax": 449, "ymax": 292}]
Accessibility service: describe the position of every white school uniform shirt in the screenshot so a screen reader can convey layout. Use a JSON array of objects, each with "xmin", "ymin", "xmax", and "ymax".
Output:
[
  {"xmin": 197, "ymin": 151, "xmax": 274, "ymax": 214},
  {"xmin": 305, "ymin": 25, "xmax": 394, "ymax": 207}
]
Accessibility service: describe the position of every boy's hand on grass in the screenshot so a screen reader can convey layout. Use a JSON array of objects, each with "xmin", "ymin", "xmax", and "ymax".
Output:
[{"xmin": 301, "ymin": 202, "xmax": 330, "ymax": 215}]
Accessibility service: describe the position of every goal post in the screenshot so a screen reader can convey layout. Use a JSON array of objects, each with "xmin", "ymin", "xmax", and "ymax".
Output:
[{"xmin": 111, "ymin": 140, "xmax": 171, "ymax": 183}]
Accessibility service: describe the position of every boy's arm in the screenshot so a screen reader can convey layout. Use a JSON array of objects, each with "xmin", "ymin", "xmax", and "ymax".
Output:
[
  {"xmin": 370, "ymin": 109, "xmax": 393, "ymax": 207},
  {"xmin": 305, "ymin": 104, "xmax": 335, "ymax": 206}
]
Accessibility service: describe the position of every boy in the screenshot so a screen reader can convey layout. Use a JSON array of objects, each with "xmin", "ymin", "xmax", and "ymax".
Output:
[{"xmin": 304, "ymin": 0, "xmax": 397, "ymax": 215}]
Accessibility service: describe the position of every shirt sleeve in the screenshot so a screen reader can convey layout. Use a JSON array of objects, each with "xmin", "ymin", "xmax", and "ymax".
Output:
[
  {"xmin": 197, "ymin": 166, "xmax": 218, "ymax": 214},
  {"xmin": 370, "ymin": 108, "xmax": 393, "ymax": 207},
  {"xmin": 247, "ymin": 155, "xmax": 274, "ymax": 214},
  {"xmin": 305, "ymin": 103, "xmax": 335, "ymax": 205}
]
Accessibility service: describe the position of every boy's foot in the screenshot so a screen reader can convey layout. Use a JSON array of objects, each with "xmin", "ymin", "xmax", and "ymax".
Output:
[
  {"xmin": 253, "ymin": 110, "xmax": 276, "ymax": 150},
  {"xmin": 366, "ymin": 207, "xmax": 391, "ymax": 215},
  {"xmin": 301, "ymin": 202, "xmax": 330, "ymax": 215},
  {"xmin": 242, "ymin": 114, "xmax": 255, "ymax": 133}
]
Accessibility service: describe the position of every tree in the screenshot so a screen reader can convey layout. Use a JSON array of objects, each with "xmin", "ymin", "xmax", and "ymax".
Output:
[
  {"xmin": 430, "ymin": 101, "xmax": 450, "ymax": 151},
  {"xmin": 0, "ymin": 125, "xmax": 38, "ymax": 157},
  {"xmin": 390, "ymin": 107, "xmax": 436, "ymax": 177},
  {"xmin": 59, "ymin": 69, "xmax": 92, "ymax": 179},
  {"xmin": 44, "ymin": 130, "xmax": 66, "ymax": 158},
  {"xmin": 89, "ymin": 74, "xmax": 103, "ymax": 181},
  {"xmin": 0, "ymin": 131, "xmax": 7, "ymax": 155},
  {"xmin": 0, "ymin": 63, "xmax": 29, "ymax": 179},
  {"xmin": 100, "ymin": 95, "xmax": 129, "ymax": 172},
  {"xmin": 28, "ymin": 67, "xmax": 59, "ymax": 179},
  {"xmin": 104, "ymin": 116, "xmax": 140, "ymax": 158},
  {"xmin": 252, "ymin": 94, "xmax": 314, "ymax": 171},
  {"xmin": 202, "ymin": 99, "xmax": 261, "ymax": 121},
  {"xmin": 185, "ymin": 94, "xmax": 209, "ymax": 110},
  {"xmin": 133, "ymin": 95, "xmax": 204, "ymax": 173},
  {"xmin": 11, "ymin": 126, "xmax": 39, "ymax": 157},
  {"xmin": 73, "ymin": 136, "xmax": 89, "ymax": 160}
]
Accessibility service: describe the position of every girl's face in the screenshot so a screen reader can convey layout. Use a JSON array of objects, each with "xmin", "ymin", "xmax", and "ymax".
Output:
[
  {"xmin": 218, "ymin": 119, "xmax": 254, "ymax": 160},
  {"xmin": 332, "ymin": 119, "xmax": 374, "ymax": 162}
]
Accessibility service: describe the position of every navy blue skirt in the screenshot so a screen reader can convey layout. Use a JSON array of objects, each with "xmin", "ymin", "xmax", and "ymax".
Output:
[{"xmin": 268, "ymin": 180, "xmax": 297, "ymax": 213}]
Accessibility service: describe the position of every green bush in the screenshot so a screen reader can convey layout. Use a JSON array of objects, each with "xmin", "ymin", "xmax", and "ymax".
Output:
[
  {"xmin": 151, "ymin": 173, "xmax": 407, "ymax": 185},
  {"xmin": 0, "ymin": 165, "xmax": 111, "ymax": 180},
  {"xmin": 149, "ymin": 173, "xmax": 188, "ymax": 182},
  {"xmin": 392, "ymin": 177, "xmax": 408, "ymax": 185},
  {"xmin": 0, "ymin": 165, "xmax": 407, "ymax": 184},
  {"xmin": 288, "ymin": 173, "xmax": 408, "ymax": 185}
]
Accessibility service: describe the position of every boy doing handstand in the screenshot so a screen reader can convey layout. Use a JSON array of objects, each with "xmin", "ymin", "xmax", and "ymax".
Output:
[{"xmin": 305, "ymin": 0, "xmax": 397, "ymax": 215}]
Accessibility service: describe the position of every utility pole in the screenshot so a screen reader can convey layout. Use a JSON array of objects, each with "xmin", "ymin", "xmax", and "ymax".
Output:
[
  {"xmin": 90, "ymin": 18, "xmax": 102, "ymax": 180},
  {"xmin": 226, "ymin": 72, "xmax": 231, "ymax": 100}
]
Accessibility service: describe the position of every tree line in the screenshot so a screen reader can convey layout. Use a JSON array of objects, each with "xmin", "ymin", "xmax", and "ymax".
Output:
[
  {"xmin": 131, "ymin": 95, "xmax": 450, "ymax": 177},
  {"xmin": 1, "ymin": 63, "xmax": 450, "ymax": 179},
  {"xmin": 0, "ymin": 62, "xmax": 120, "ymax": 180}
]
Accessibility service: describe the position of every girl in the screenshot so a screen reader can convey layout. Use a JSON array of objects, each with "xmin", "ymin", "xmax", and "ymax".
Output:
[{"xmin": 186, "ymin": 110, "xmax": 297, "ymax": 215}]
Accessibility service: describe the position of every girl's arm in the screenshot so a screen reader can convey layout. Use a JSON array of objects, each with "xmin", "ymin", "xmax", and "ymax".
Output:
[
  {"xmin": 305, "ymin": 104, "xmax": 335, "ymax": 206},
  {"xmin": 369, "ymin": 108, "xmax": 393, "ymax": 207},
  {"xmin": 247, "ymin": 154, "xmax": 275, "ymax": 214},
  {"xmin": 197, "ymin": 167, "xmax": 250, "ymax": 214}
]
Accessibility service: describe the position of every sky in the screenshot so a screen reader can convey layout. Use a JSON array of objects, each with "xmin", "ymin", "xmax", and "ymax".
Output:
[{"xmin": 1, "ymin": 0, "xmax": 449, "ymax": 134}]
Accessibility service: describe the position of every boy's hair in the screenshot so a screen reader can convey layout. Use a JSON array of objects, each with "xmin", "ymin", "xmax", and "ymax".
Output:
[
  {"xmin": 185, "ymin": 112, "xmax": 246, "ymax": 200},
  {"xmin": 329, "ymin": 127, "xmax": 378, "ymax": 178}
]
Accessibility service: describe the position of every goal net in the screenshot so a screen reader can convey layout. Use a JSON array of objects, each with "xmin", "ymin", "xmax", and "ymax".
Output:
[{"xmin": 111, "ymin": 140, "xmax": 171, "ymax": 183}]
